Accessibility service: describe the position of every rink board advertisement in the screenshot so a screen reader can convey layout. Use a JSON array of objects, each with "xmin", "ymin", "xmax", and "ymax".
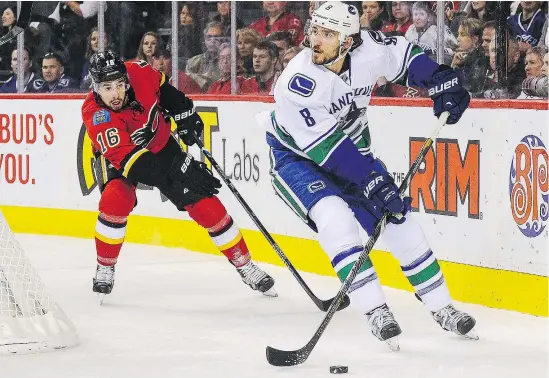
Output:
[{"xmin": 0, "ymin": 97, "xmax": 546, "ymax": 316}]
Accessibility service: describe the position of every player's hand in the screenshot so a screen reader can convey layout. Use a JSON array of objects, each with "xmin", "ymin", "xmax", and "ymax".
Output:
[
  {"xmin": 172, "ymin": 104, "xmax": 204, "ymax": 146},
  {"xmin": 362, "ymin": 172, "xmax": 410, "ymax": 224},
  {"xmin": 169, "ymin": 153, "xmax": 221, "ymax": 197},
  {"xmin": 428, "ymin": 65, "xmax": 470, "ymax": 125}
]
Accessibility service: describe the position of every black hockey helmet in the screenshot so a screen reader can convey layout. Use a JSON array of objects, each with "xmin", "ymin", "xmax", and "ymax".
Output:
[{"xmin": 89, "ymin": 50, "xmax": 127, "ymax": 84}]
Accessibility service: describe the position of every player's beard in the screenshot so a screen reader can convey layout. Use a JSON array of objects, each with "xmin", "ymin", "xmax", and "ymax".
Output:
[{"xmin": 312, "ymin": 45, "xmax": 339, "ymax": 65}]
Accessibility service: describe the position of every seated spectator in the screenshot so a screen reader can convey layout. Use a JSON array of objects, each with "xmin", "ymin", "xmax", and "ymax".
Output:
[
  {"xmin": 152, "ymin": 49, "xmax": 202, "ymax": 94},
  {"xmin": 249, "ymin": 1, "xmax": 304, "ymax": 45},
  {"xmin": 207, "ymin": 43, "xmax": 245, "ymax": 94},
  {"xmin": 451, "ymin": 18, "xmax": 484, "ymax": 69},
  {"xmin": 0, "ymin": 47, "xmax": 36, "ymax": 93},
  {"xmin": 281, "ymin": 46, "xmax": 303, "ymax": 70},
  {"xmin": 241, "ymin": 40, "xmax": 279, "ymax": 95},
  {"xmin": 360, "ymin": 1, "xmax": 388, "ymax": 31},
  {"xmin": 28, "ymin": 52, "xmax": 79, "ymax": 93},
  {"xmin": 508, "ymin": 1, "xmax": 546, "ymax": 52},
  {"xmin": 210, "ymin": 1, "xmax": 243, "ymax": 36},
  {"xmin": 186, "ymin": 21, "xmax": 227, "ymax": 91},
  {"xmin": 177, "ymin": 2, "xmax": 204, "ymax": 68},
  {"xmin": 81, "ymin": 27, "xmax": 110, "ymax": 90},
  {"xmin": 0, "ymin": 6, "xmax": 18, "ymax": 71},
  {"xmin": 481, "ymin": 21, "xmax": 496, "ymax": 57},
  {"xmin": 267, "ymin": 30, "xmax": 293, "ymax": 56},
  {"xmin": 484, "ymin": 38, "xmax": 525, "ymax": 99},
  {"xmin": 135, "ymin": 31, "xmax": 160, "ymax": 65},
  {"xmin": 519, "ymin": 45, "xmax": 548, "ymax": 98},
  {"xmin": 405, "ymin": 2, "xmax": 457, "ymax": 64},
  {"xmin": 237, "ymin": 28, "xmax": 262, "ymax": 77},
  {"xmin": 381, "ymin": 1, "xmax": 413, "ymax": 35}
]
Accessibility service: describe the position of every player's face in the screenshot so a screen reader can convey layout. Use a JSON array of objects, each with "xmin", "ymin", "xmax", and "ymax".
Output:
[
  {"xmin": 309, "ymin": 25, "xmax": 341, "ymax": 65},
  {"xmin": 525, "ymin": 52, "xmax": 543, "ymax": 77},
  {"xmin": 542, "ymin": 53, "xmax": 548, "ymax": 77},
  {"xmin": 97, "ymin": 78, "xmax": 127, "ymax": 111}
]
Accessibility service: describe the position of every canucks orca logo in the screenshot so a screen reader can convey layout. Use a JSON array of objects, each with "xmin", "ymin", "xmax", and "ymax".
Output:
[{"xmin": 289, "ymin": 74, "xmax": 316, "ymax": 97}]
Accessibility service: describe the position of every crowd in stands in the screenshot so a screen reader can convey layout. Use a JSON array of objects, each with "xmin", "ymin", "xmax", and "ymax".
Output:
[{"xmin": 0, "ymin": 1, "xmax": 546, "ymax": 99}]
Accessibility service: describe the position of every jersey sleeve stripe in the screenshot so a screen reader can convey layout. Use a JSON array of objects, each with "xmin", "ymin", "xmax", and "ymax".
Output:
[{"xmin": 122, "ymin": 148, "xmax": 149, "ymax": 177}]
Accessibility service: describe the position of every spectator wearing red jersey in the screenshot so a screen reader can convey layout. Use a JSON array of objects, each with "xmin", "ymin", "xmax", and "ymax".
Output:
[
  {"xmin": 381, "ymin": 2, "xmax": 413, "ymax": 35},
  {"xmin": 249, "ymin": 1, "xmax": 304, "ymax": 45},
  {"xmin": 152, "ymin": 49, "xmax": 202, "ymax": 94},
  {"xmin": 207, "ymin": 43, "xmax": 245, "ymax": 94},
  {"xmin": 240, "ymin": 41, "xmax": 279, "ymax": 95},
  {"xmin": 237, "ymin": 28, "xmax": 262, "ymax": 77}
]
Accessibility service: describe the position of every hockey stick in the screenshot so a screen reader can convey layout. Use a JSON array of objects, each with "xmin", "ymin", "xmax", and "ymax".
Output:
[
  {"xmin": 191, "ymin": 135, "xmax": 350, "ymax": 312},
  {"xmin": 0, "ymin": 2, "xmax": 33, "ymax": 47},
  {"xmin": 266, "ymin": 111, "xmax": 450, "ymax": 367}
]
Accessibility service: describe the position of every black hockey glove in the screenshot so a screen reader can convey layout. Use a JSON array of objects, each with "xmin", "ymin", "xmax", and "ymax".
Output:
[
  {"xmin": 169, "ymin": 152, "xmax": 221, "ymax": 197},
  {"xmin": 172, "ymin": 103, "xmax": 204, "ymax": 146},
  {"xmin": 428, "ymin": 65, "xmax": 470, "ymax": 125},
  {"xmin": 362, "ymin": 171, "xmax": 411, "ymax": 224}
]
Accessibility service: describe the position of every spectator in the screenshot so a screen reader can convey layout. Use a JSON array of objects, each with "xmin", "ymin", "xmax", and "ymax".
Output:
[
  {"xmin": 0, "ymin": 47, "xmax": 36, "ymax": 93},
  {"xmin": 237, "ymin": 28, "xmax": 262, "ymax": 77},
  {"xmin": 249, "ymin": 1, "xmax": 304, "ymax": 45},
  {"xmin": 207, "ymin": 42, "xmax": 245, "ymax": 94},
  {"xmin": 186, "ymin": 21, "xmax": 227, "ymax": 91},
  {"xmin": 241, "ymin": 40, "xmax": 279, "ymax": 95},
  {"xmin": 451, "ymin": 18, "xmax": 484, "ymax": 69},
  {"xmin": 267, "ymin": 30, "xmax": 293, "ymax": 56},
  {"xmin": 381, "ymin": 1, "xmax": 413, "ymax": 35},
  {"xmin": 281, "ymin": 46, "xmax": 303, "ymax": 69},
  {"xmin": 539, "ymin": 15, "xmax": 548, "ymax": 48},
  {"xmin": 405, "ymin": 1, "xmax": 457, "ymax": 64},
  {"xmin": 508, "ymin": 1, "xmax": 546, "ymax": 52},
  {"xmin": 81, "ymin": 27, "xmax": 109, "ymax": 90},
  {"xmin": 518, "ymin": 45, "xmax": 548, "ymax": 98},
  {"xmin": 467, "ymin": 1, "xmax": 496, "ymax": 22},
  {"xmin": 0, "ymin": 6, "xmax": 18, "ymax": 70},
  {"xmin": 543, "ymin": 50, "xmax": 549, "ymax": 75},
  {"xmin": 481, "ymin": 20, "xmax": 496, "ymax": 57},
  {"xmin": 151, "ymin": 49, "xmax": 201, "ymax": 94},
  {"xmin": 28, "ymin": 52, "xmax": 78, "ymax": 93},
  {"xmin": 484, "ymin": 38, "xmax": 525, "ymax": 99},
  {"xmin": 177, "ymin": 2, "xmax": 204, "ymax": 68},
  {"xmin": 135, "ymin": 31, "xmax": 160, "ymax": 65},
  {"xmin": 210, "ymin": 1, "xmax": 243, "ymax": 36},
  {"xmin": 360, "ymin": 1, "xmax": 388, "ymax": 31}
]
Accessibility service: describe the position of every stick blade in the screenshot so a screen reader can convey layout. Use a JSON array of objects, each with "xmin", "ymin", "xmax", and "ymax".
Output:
[
  {"xmin": 266, "ymin": 345, "xmax": 311, "ymax": 367},
  {"xmin": 319, "ymin": 294, "xmax": 350, "ymax": 312}
]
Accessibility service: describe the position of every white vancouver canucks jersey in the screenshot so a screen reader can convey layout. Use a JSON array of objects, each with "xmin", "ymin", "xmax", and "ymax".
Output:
[{"xmin": 261, "ymin": 30, "xmax": 422, "ymax": 166}]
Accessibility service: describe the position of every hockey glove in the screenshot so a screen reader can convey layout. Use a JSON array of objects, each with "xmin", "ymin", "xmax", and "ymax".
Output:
[
  {"xmin": 428, "ymin": 65, "xmax": 470, "ymax": 125},
  {"xmin": 362, "ymin": 172, "xmax": 410, "ymax": 224},
  {"xmin": 172, "ymin": 102, "xmax": 204, "ymax": 146},
  {"xmin": 169, "ymin": 153, "xmax": 221, "ymax": 197}
]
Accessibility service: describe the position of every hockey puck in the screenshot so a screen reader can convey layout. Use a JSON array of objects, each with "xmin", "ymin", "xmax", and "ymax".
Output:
[{"xmin": 330, "ymin": 365, "xmax": 348, "ymax": 374}]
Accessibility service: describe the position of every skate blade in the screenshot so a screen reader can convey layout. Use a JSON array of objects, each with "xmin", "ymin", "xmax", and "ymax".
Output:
[
  {"xmin": 261, "ymin": 288, "xmax": 278, "ymax": 297},
  {"xmin": 461, "ymin": 329, "xmax": 479, "ymax": 340},
  {"xmin": 385, "ymin": 336, "xmax": 400, "ymax": 352}
]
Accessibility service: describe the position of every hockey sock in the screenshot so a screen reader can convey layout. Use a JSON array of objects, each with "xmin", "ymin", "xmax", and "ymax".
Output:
[
  {"xmin": 382, "ymin": 214, "xmax": 451, "ymax": 312},
  {"xmin": 95, "ymin": 213, "xmax": 127, "ymax": 266},
  {"xmin": 186, "ymin": 196, "xmax": 251, "ymax": 267},
  {"xmin": 310, "ymin": 196, "xmax": 386, "ymax": 314}
]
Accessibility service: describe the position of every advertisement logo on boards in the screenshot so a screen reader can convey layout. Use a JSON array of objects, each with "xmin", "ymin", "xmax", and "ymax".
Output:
[
  {"xmin": 509, "ymin": 135, "xmax": 548, "ymax": 238},
  {"xmin": 409, "ymin": 138, "xmax": 480, "ymax": 219}
]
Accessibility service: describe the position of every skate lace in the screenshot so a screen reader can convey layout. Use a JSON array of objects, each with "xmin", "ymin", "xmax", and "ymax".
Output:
[
  {"xmin": 435, "ymin": 305, "xmax": 467, "ymax": 331},
  {"xmin": 368, "ymin": 306, "xmax": 395, "ymax": 333},
  {"xmin": 96, "ymin": 265, "xmax": 114, "ymax": 283},
  {"xmin": 238, "ymin": 262, "xmax": 266, "ymax": 285}
]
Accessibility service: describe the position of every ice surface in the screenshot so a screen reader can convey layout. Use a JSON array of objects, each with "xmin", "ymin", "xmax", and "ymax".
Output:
[{"xmin": 1, "ymin": 234, "xmax": 547, "ymax": 378}]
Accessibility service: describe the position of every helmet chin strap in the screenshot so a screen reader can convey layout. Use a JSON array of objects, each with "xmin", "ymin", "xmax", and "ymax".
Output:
[{"xmin": 322, "ymin": 42, "xmax": 349, "ymax": 66}]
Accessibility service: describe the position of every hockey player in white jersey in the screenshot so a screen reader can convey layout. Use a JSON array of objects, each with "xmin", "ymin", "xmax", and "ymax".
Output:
[{"xmin": 256, "ymin": 2, "xmax": 476, "ymax": 350}]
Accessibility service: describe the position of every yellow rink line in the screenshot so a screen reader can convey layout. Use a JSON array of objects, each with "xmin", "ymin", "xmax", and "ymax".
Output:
[{"xmin": 1, "ymin": 205, "xmax": 546, "ymax": 317}]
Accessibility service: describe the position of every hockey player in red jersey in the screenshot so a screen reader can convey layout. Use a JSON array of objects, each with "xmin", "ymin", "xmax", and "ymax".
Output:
[{"xmin": 81, "ymin": 50, "xmax": 276, "ymax": 301}]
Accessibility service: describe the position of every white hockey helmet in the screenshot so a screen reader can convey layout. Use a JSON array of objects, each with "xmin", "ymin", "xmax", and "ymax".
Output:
[
  {"xmin": 309, "ymin": 2, "xmax": 360, "ymax": 65},
  {"xmin": 310, "ymin": 2, "xmax": 360, "ymax": 44}
]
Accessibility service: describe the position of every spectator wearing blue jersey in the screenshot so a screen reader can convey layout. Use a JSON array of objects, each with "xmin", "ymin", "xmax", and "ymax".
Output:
[
  {"xmin": 507, "ymin": 1, "xmax": 546, "ymax": 53},
  {"xmin": 0, "ymin": 47, "xmax": 36, "ymax": 93}
]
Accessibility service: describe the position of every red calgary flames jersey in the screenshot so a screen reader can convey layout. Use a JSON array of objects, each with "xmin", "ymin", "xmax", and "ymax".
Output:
[{"xmin": 82, "ymin": 61, "xmax": 171, "ymax": 175}]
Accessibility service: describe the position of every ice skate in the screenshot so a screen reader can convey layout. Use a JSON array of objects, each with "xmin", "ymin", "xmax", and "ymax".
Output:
[
  {"xmin": 366, "ymin": 304, "xmax": 402, "ymax": 351},
  {"xmin": 236, "ymin": 260, "xmax": 277, "ymax": 297},
  {"xmin": 92, "ymin": 264, "xmax": 115, "ymax": 304},
  {"xmin": 432, "ymin": 304, "xmax": 478, "ymax": 340}
]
